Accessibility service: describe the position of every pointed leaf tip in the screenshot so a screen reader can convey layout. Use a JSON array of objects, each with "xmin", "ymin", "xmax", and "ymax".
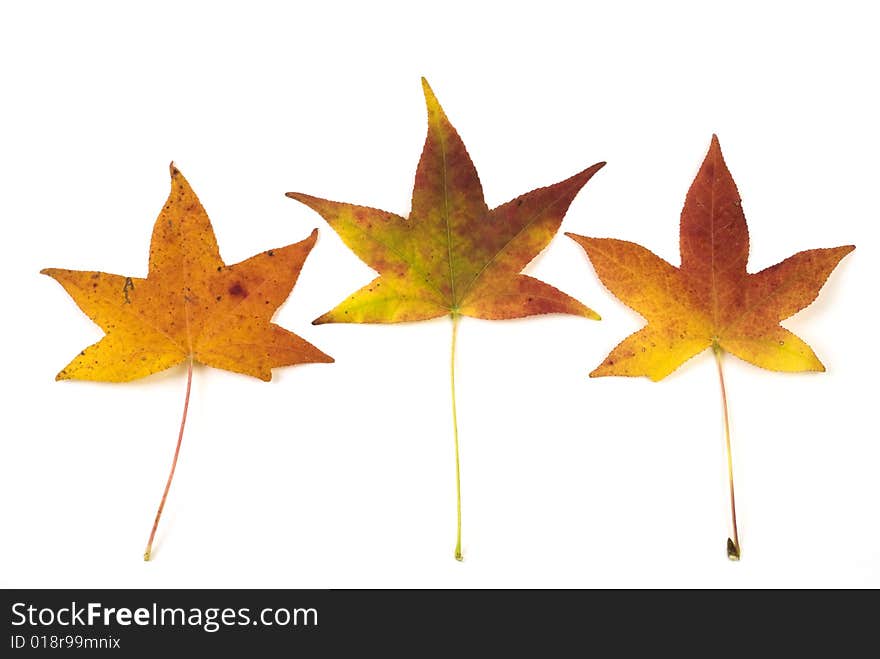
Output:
[
  {"xmin": 564, "ymin": 232, "xmax": 590, "ymax": 249},
  {"xmin": 286, "ymin": 192, "xmax": 315, "ymax": 205},
  {"xmin": 573, "ymin": 161, "xmax": 606, "ymax": 185},
  {"xmin": 169, "ymin": 161, "xmax": 179, "ymax": 177},
  {"xmin": 420, "ymin": 77, "xmax": 444, "ymax": 117},
  {"xmin": 285, "ymin": 193, "xmax": 329, "ymax": 219},
  {"xmin": 300, "ymin": 229, "xmax": 318, "ymax": 250}
]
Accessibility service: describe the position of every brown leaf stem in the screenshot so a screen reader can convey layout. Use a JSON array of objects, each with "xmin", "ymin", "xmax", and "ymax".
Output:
[
  {"xmin": 713, "ymin": 343, "xmax": 741, "ymax": 560},
  {"xmin": 144, "ymin": 356, "xmax": 193, "ymax": 561}
]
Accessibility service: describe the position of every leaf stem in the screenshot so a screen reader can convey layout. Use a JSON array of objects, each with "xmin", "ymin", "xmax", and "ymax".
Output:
[
  {"xmin": 451, "ymin": 312, "xmax": 463, "ymax": 561},
  {"xmin": 144, "ymin": 356, "xmax": 193, "ymax": 561},
  {"xmin": 713, "ymin": 343, "xmax": 741, "ymax": 561}
]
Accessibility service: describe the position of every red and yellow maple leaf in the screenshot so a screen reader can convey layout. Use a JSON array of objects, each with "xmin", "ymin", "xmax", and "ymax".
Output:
[
  {"xmin": 568, "ymin": 135, "xmax": 854, "ymax": 558},
  {"xmin": 43, "ymin": 165, "xmax": 332, "ymax": 559},
  {"xmin": 288, "ymin": 79, "xmax": 604, "ymax": 560}
]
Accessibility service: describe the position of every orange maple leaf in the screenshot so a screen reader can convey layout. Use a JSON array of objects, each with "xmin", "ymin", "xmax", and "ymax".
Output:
[
  {"xmin": 43, "ymin": 165, "xmax": 332, "ymax": 382},
  {"xmin": 42, "ymin": 164, "xmax": 332, "ymax": 559},
  {"xmin": 568, "ymin": 135, "xmax": 854, "ymax": 558},
  {"xmin": 287, "ymin": 79, "xmax": 604, "ymax": 560}
]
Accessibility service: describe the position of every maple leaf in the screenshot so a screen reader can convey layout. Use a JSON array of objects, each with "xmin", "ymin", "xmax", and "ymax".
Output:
[
  {"xmin": 287, "ymin": 78, "xmax": 604, "ymax": 560},
  {"xmin": 42, "ymin": 164, "xmax": 332, "ymax": 559},
  {"xmin": 568, "ymin": 135, "xmax": 853, "ymax": 381},
  {"xmin": 568, "ymin": 135, "xmax": 854, "ymax": 559},
  {"xmin": 43, "ymin": 164, "xmax": 332, "ymax": 382},
  {"xmin": 287, "ymin": 79, "xmax": 603, "ymax": 324}
]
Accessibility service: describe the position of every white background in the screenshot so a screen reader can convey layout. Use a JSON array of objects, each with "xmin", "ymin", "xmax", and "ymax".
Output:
[{"xmin": 1, "ymin": 1, "xmax": 877, "ymax": 588}]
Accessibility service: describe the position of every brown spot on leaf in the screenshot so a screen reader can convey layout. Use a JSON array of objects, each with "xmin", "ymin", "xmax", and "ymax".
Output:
[
  {"xmin": 228, "ymin": 282, "xmax": 248, "ymax": 297},
  {"xmin": 123, "ymin": 277, "xmax": 135, "ymax": 304}
]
